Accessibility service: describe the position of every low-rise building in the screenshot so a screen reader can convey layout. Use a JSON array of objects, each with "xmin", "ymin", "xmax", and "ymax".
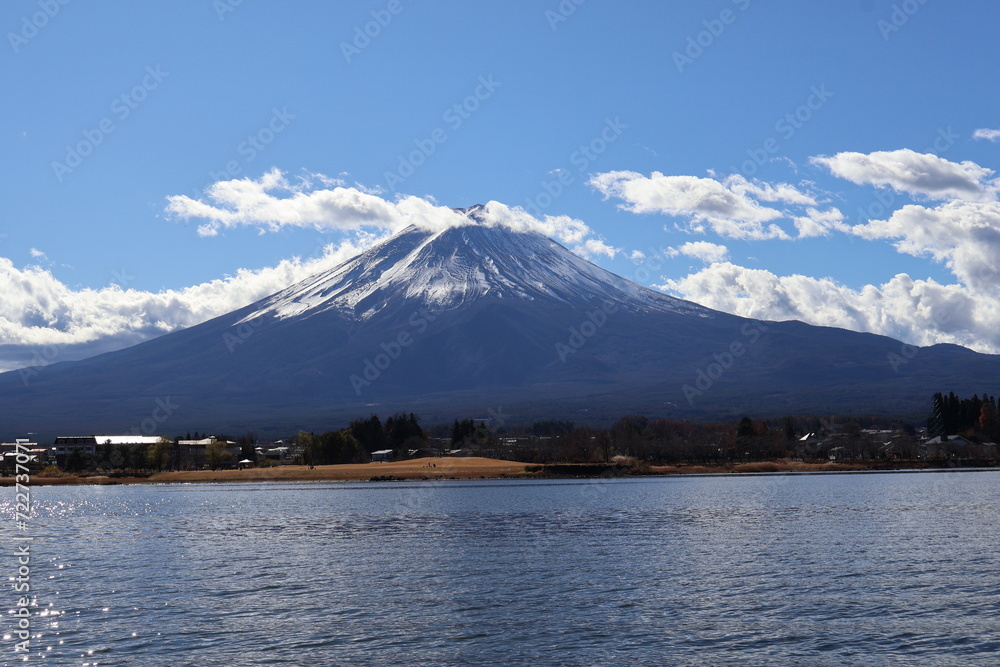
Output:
[
  {"xmin": 260, "ymin": 446, "xmax": 290, "ymax": 461},
  {"xmin": 53, "ymin": 436, "xmax": 99, "ymax": 459},
  {"xmin": 177, "ymin": 436, "xmax": 239, "ymax": 469},
  {"xmin": 923, "ymin": 435, "xmax": 998, "ymax": 459},
  {"xmin": 1, "ymin": 440, "xmax": 51, "ymax": 468},
  {"xmin": 53, "ymin": 435, "xmax": 163, "ymax": 466},
  {"xmin": 252, "ymin": 441, "xmax": 304, "ymax": 464}
]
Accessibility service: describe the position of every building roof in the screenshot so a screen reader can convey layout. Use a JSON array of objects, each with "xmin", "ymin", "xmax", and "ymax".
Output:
[
  {"xmin": 56, "ymin": 435, "xmax": 163, "ymax": 446},
  {"xmin": 2, "ymin": 448, "xmax": 48, "ymax": 461},
  {"xmin": 96, "ymin": 435, "xmax": 164, "ymax": 446},
  {"xmin": 178, "ymin": 438, "xmax": 236, "ymax": 446},
  {"xmin": 925, "ymin": 435, "xmax": 975, "ymax": 445}
]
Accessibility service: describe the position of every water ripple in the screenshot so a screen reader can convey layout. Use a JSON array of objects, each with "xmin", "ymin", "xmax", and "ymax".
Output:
[{"xmin": 1, "ymin": 473, "xmax": 999, "ymax": 664}]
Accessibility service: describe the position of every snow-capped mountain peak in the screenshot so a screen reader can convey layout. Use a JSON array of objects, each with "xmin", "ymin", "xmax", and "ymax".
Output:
[{"xmin": 239, "ymin": 208, "xmax": 704, "ymax": 324}]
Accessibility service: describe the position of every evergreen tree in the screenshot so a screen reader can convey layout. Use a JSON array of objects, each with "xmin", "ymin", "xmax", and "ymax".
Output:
[
  {"xmin": 451, "ymin": 418, "xmax": 477, "ymax": 446},
  {"xmin": 350, "ymin": 415, "xmax": 388, "ymax": 452},
  {"xmin": 928, "ymin": 392, "xmax": 946, "ymax": 438},
  {"xmin": 783, "ymin": 416, "xmax": 796, "ymax": 441},
  {"xmin": 946, "ymin": 392, "xmax": 960, "ymax": 434},
  {"xmin": 385, "ymin": 413, "xmax": 424, "ymax": 448},
  {"xmin": 966, "ymin": 395, "xmax": 983, "ymax": 432},
  {"xmin": 302, "ymin": 430, "xmax": 366, "ymax": 465}
]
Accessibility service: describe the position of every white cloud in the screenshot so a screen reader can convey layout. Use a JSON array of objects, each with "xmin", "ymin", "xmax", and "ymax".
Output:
[
  {"xmin": 0, "ymin": 235, "xmax": 380, "ymax": 372},
  {"xmin": 811, "ymin": 149, "xmax": 997, "ymax": 201},
  {"xmin": 658, "ymin": 263, "xmax": 1000, "ymax": 354},
  {"xmin": 794, "ymin": 207, "xmax": 848, "ymax": 238},
  {"xmin": 572, "ymin": 237, "xmax": 618, "ymax": 259},
  {"xmin": 588, "ymin": 170, "xmax": 835, "ymax": 240},
  {"xmin": 166, "ymin": 167, "xmax": 469, "ymax": 237},
  {"xmin": 667, "ymin": 241, "xmax": 730, "ymax": 263},
  {"xmin": 973, "ymin": 128, "xmax": 1000, "ymax": 142},
  {"xmin": 725, "ymin": 175, "xmax": 817, "ymax": 206},
  {"xmin": 462, "ymin": 201, "xmax": 619, "ymax": 259},
  {"xmin": 475, "ymin": 202, "xmax": 587, "ymax": 242},
  {"xmin": 167, "ymin": 169, "xmax": 618, "ymax": 257},
  {"xmin": 589, "ymin": 170, "xmax": 784, "ymax": 240},
  {"xmin": 29, "ymin": 248, "xmax": 46, "ymax": 260},
  {"xmin": 853, "ymin": 200, "xmax": 1000, "ymax": 296},
  {"xmin": 621, "ymin": 151, "xmax": 1000, "ymax": 354}
]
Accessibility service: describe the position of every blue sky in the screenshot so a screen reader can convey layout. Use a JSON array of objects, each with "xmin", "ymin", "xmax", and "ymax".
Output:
[{"xmin": 3, "ymin": 0, "xmax": 1000, "ymax": 371}]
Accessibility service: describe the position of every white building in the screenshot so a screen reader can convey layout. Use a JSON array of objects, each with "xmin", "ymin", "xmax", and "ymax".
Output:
[
  {"xmin": 1, "ymin": 439, "xmax": 48, "ymax": 466},
  {"xmin": 177, "ymin": 436, "xmax": 239, "ymax": 468},
  {"xmin": 53, "ymin": 435, "xmax": 163, "ymax": 460}
]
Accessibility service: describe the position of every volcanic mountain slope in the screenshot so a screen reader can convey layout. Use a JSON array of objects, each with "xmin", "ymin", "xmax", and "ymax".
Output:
[{"xmin": 1, "ymin": 207, "xmax": 998, "ymax": 440}]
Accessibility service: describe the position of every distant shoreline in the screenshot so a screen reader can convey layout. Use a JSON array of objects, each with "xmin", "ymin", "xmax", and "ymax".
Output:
[{"xmin": 2, "ymin": 457, "xmax": 997, "ymax": 487}]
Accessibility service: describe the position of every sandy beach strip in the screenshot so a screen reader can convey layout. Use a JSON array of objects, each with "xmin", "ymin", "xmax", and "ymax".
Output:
[
  {"xmin": 0, "ymin": 457, "xmax": 537, "ymax": 486},
  {"xmin": 3, "ymin": 458, "xmax": 984, "ymax": 487},
  {"xmin": 149, "ymin": 456, "xmax": 535, "ymax": 483}
]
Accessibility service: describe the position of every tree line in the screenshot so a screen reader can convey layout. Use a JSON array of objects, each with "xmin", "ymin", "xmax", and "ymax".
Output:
[
  {"xmin": 299, "ymin": 413, "xmax": 426, "ymax": 465},
  {"xmin": 16, "ymin": 391, "xmax": 1000, "ymax": 475},
  {"xmin": 927, "ymin": 392, "xmax": 1000, "ymax": 442},
  {"xmin": 296, "ymin": 412, "xmax": 869, "ymax": 466}
]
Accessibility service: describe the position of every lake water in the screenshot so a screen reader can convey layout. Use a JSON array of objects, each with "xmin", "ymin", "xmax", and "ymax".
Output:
[{"xmin": 3, "ymin": 471, "xmax": 1000, "ymax": 665}]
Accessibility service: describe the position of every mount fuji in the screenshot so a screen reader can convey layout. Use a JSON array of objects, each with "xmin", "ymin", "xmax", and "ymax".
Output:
[{"xmin": 2, "ymin": 205, "xmax": 998, "ymax": 440}]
